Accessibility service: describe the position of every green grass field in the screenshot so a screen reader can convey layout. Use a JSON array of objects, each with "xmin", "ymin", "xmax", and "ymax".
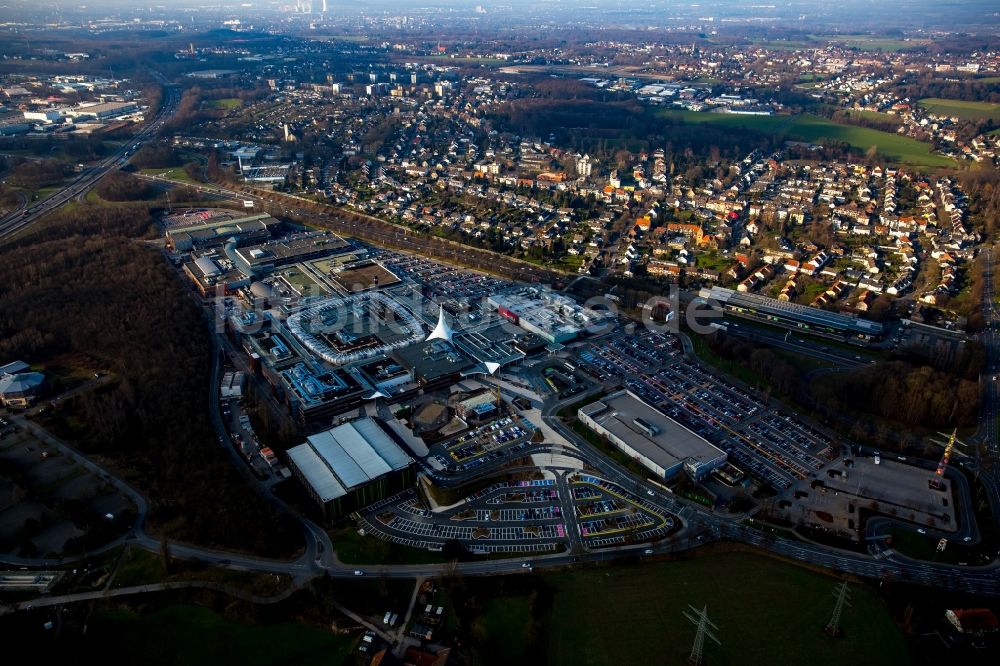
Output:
[
  {"xmin": 918, "ymin": 98, "xmax": 1000, "ymax": 122},
  {"xmin": 659, "ymin": 110, "xmax": 954, "ymax": 167},
  {"xmin": 209, "ymin": 98, "xmax": 242, "ymax": 110},
  {"xmin": 535, "ymin": 553, "xmax": 908, "ymax": 666},
  {"xmin": 785, "ymin": 115, "xmax": 953, "ymax": 167},
  {"xmin": 695, "ymin": 252, "xmax": 733, "ymax": 273},
  {"xmin": 84, "ymin": 605, "xmax": 356, "ymax": 666},
  {"xmin": 139, "ymin": 166, "xmax": 198, "ymax": 184},
  {"xmin": 109, "ymin": 548, "xmax": 292, "ymax": 595},
  {"xmin": 474, "ymin": 595, "xmax": 535, "ymax": 662}
]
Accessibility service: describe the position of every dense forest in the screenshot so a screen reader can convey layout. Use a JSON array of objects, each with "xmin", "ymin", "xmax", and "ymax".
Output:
[
  {"xmin": 128, "ymin": 143, "xmax": 183, "ymax": 170},
  {"xmin": 4, "ymin": 159, "xmax": 73, "ymax": 190},
  {"xmin": 94, "ymin": 171, "xmax": 157, "ymax": 201},
  {"xmin": 896, "ymin": 76, "xmax": 1000, "ymax": 104},
  {"xmin": 0, "ymin": 135, "xmax": 115, "ymax": 163},
  {"xmin": 0, "ymin": 205, "xmax": 301, "ymax": 556},
  {"xmin": 810, "ymin": 361, "xmax": 981, "ymax": 430},
  {"xmin": 705, "ymin": 330, "xmax": 982, "ymax": 438}
]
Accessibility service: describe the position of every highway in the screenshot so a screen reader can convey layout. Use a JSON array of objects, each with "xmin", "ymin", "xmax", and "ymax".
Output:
[
  {"xmin": 0, "ymin": 75, "xmax": 179, "ymax": 241},
  {"xmin": 974, "ymin": 244, "xmax": 1000, "ymax": 517},
  {"xmin": 977, "ymin": 246, "xmax": 999, "ymax": 453}
]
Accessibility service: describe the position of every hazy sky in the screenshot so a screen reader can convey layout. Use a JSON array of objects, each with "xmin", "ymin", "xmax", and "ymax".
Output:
[{"xmin": 6, "ymin": 0, "xmax": 999, "ymax": 33}]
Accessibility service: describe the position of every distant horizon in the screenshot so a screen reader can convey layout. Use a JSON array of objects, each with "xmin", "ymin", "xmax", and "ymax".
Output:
[{"xmin": 1, "ymin": 0, "xmax": 997, "ymax": 35}]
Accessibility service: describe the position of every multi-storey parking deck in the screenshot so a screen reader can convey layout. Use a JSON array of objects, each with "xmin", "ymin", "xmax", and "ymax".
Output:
[
  {"xmin": 354, "ymin": 461, "xmax": 690, "ymax": 555},
  {"xmin": 378, "ymin": 516, "xmax": 566, "ymax": 542},
  {"xmin": 486, "ymin": 488, "xmax": 560, "ymax": 504},
  {"xmin": 286, "ymin": 291, "xmax": 426, "ymax": 366},
  {"xmin": 443, "ymin": 415, "xmax": 536, "ymax": 464},
  {"xmin": 469, "ymin": 506, "xmax": 563, "ymax": 522}
]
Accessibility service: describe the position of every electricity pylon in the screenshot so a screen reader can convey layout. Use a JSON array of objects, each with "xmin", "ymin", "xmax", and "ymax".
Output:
[
  {"xmin": 929, "ymin": 429, "xmax": 965, "ymax": 490},
  {"xmin": 684, "ymin": 604, "xmax": 721, "ymax": 666},
  {"xmin": 825, "ymin": 581, "xmax": 852, "ymax": 637}
]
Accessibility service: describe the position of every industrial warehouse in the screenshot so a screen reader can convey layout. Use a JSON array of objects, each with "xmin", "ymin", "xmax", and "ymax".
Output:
[
  {"xmin": 578, "ymin": 390, "xmax": 728, "ymax": 481},
  {"xmin": 286, "ymin": 417, "xmax": 415, "ymax": 520}
]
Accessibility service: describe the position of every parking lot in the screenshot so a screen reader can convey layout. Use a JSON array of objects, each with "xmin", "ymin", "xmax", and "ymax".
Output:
[
  {"xmin": 574, "ymin": 330, "xmax": 837, "ymax": 490},
  {"xmin": 432, "ymin": 414, "xmax": 538, "ymax": 471},
  {"xmin": 570, "ymin": 473, "xmax": 676, "ymax": 547},
  {"xmin": 376, "ymin": 250, "xmax": 508, "ymax": 308},
  {"xmin": 0, "ymin": 428, "xmax": 134, "ymax": 557},
  {"xmin": 776, "ymin": 457, "xmax": 958, "ymax": 539},
  {"xmin": 358, "ymin": 479, "xmax": 569, "ymax": 552}
]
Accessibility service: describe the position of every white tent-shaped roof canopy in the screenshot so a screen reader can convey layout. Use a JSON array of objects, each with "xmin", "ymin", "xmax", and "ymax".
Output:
[{"xmin": 426, "ymin": 305, "xmax": 455, "ymax": 343}]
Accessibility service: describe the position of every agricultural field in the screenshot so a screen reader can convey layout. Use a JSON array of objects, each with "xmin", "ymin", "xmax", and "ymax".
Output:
[
  {"xmin": 659, "ymin": 109, "xmax": 792, "ymax": 133},
  {"xmin": 818, "ymin": 35, "xmax": 932, "ymax": 51},
  {"xmin": 468, "ymin": 552, "xmax": 908, "ymax": 666},
  {"xmin": 918, "ymin": 98, "xmax": 1000, "ymax": 122},
  {"xmin": 659, "ymin": 111, "xmax": 955, "ymax": 167},
  {"xmin": 749, "ymin": 35, "xmax": 930, "ymax": 52}
]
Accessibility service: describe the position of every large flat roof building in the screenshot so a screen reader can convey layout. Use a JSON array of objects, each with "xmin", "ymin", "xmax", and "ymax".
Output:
[
  {"xmin": 0, "ymin": 360, "xmax": 30, "ymax": 377},
  {"xmin": 243, "ymin": 320, "xmax": 368, "ymax": 428},
  {"xmin": 579, "ymin": 390, "xmax": 727, "ymax": 481},
  {"xmin": 488, "ymin": 287, "xmax": 611, "ymax": 344},
  {"xmin": 166, "ymin": 213, "xmax": 279, "ymax": 252},
  {"xmin": 700, "ymin": 286, "xmax": 884, "ymax": 342},
  {"xmin": 229, "ymin": 230, "xmax": 351, "ymax": 277},
  {"xmin": 64, "ymin": 101, "xmax": 138, "ymax": 120},
  {"xmin": 287, "ymin": 417, "xmax": 415, "ymax": 519},
  {"xmin": 391, "ymin": 340, "xmax": 475, "ymax": 387}
]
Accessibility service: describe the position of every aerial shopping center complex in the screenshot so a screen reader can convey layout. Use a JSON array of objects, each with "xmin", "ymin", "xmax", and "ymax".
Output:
[{"xmin": 161, "ymin": 209, "xmax": 985, "ymax": 582}]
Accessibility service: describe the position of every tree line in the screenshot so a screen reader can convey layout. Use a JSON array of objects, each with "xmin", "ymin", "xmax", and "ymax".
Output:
[{"xmin": 705, "ymin": 330, "xmax": 981, "ymax": 435}]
